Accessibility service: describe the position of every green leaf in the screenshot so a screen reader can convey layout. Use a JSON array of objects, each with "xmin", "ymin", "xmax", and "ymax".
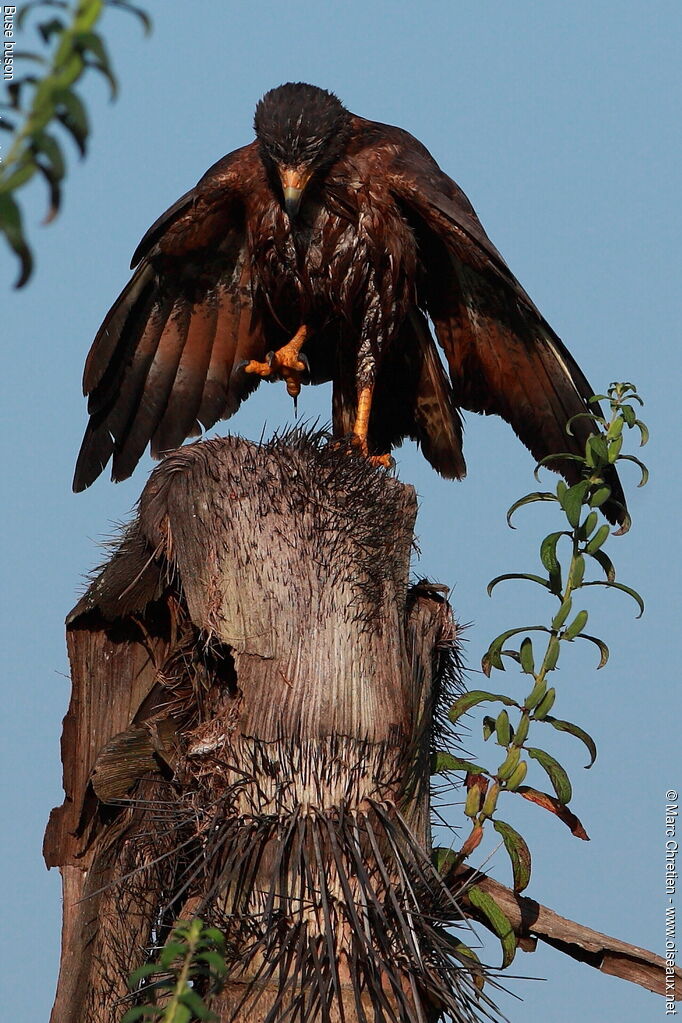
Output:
[
  {"xmin": 568, "ymin": 554, "xmax": 585, "ymax": 590},
  {"xmin": 551, "ymin": 597, "xmax": 573, "ymax": 630},
  {"xmin": 512, "ymin": 712, "xmax": 530, "ymax": 746},
  {"xmin": 32, "ymin": 129, "xmax": 66, "ymax": 174},
  {"xmin": 482, "ymin": 715, "xmax": 496, "ymax": 741},
  {"xmin": 566, "ymin": 410, "xmax": 604, "ymax": 435},
  {"xmin": 432, "ymin": 846, "xmax": 458, "ymax": 875},
  {"xmin": 447, "ymin": 936, "xmax": 482, "ymax": 965},
  {"xmin": 607, "ymin": 416, "xmax": 624, "ymax": 440},
  {"xmin": 17, "ymin": 2, "xmax": 69, "ymax": 30},
  {"xmin": 179, "ymin": 988, "xmax": 218, "ymax": 1021},
  {"xmin": 524, "ymin": 678, "xmax": 547, "ymax": 710},
  {"xmin": 576, "ymin": 631, "xmax": 610, "ymax": 668},
  {"xmin": 109, "ymin": 0, "xmax": 153, "ymax": 34},
  {"xmin": 76, "ymin": 30, "xmax": 118, "ymax": 97},
  {"xmin": 196, "ymin": 950, "xmax": 228, "ymax": 977},
  {"xmin": 588, "ymin": 484, "xmax": 612, "ymax": 509},
  {"xmin": 447, "ymin": 689, "xmax": 518, "ymax": 722},
  {"xmin": 607, "ymin": 434, "xmax": 623, "ymax": 462},
  {"xmin": 620, "ymin": 404, "xmax": 636, "ymax": 427},
  {"xmin": 633, "ymin": 418, "xmax": 649, "ymax": 446},
  {"xmin": 482, "ymin": 780, "xmax": 501, "ymax": 816},
  {"xmin": 493, "ymin": 819, "xmax": 532, "ymax": 892},
  {"xmin": 580, "ymin": 510, "xmax": 598, "ymax": 539},
  {"xmin": 38, "ymin": 17, "xmax": 66, "ymax": 42},
  {"xmin": 585, "ymin": 434, "xmax": 609, "ymax": 468},
  {"xmin": 495, "ymin": 710, "xmax": 511, "ymax": 747},
  {"xmin": 0, "ymin": 161, "xmax": 37, "ymax": 193},
  {"xmin": 581, "ymin": 580, "xmax": 644, "ymax": 617},
  {"xmin": 466, "ymin": 885, "xmax": 517, "ymax": 967},
  {"xmin": 200, "ymin": 928, "xmax": 226, "ymax": 949},
  {"xmin": 0, "ymin": 193, "xmax": 33, "ymax": 287},
  {"xmin": 431, "ymin": 752, "xmax": 487, "ymax": 776},
  {"xmin": 610, "ymin": 382, "xmax": 642, "ymax": 405},
  {"xmin": 539, "ymin": 531, "xmax": 566, "ymax": 591},
  {"xmin": 500, "ymin": 649, "xmax": 521, "ymax": 667},
  {"xmin": 543, "ymin": 717, "xmax": 597, "ymax": 767},
  {"xmin": 465, "ymin": 784, "xmax": 483, "ymax": 817},
  {"xmin": 483, "ymin": 626, "xmax": 550, "ymax": 676},
  {"xmin": 617, "ymin": 453, "xmax": 649, "ymax": 487},
  {"xmin": 527, "ymin": 747, "xmax": 572, "ymax": 804},
  {"xmin": 543, "ymin": 634, "xmax": 561, "ymax": 671},
  {"xmin": 563, "ymin": 609, "xmax": 588, "ymax": 640},
  {"xmin": 506, "ymin": 760, "xmax": 528, "ymax": 790},
  {"xmin": 54, "ymin": 87, "xmax": 89, "ymax": 155},
  {"xmin": 505, "ymin": 491, "xmax": 557, "ymax": 527},
  {"xmin": 532, "ymin": 687, "xmax": 556, "ymax": 720},
  {"xmin": 167, "ymin": 1005, "xmax": 192, "ymax": 1023},
  {"xmin": 519, "ymin": 636, "xmax": 535, "ymax": 674},
  {"xmin": 561, "ymin": 481, "xmax": 590, "ymax": 528},
  {"xmin": 30, "ymin": 130, "xmax": 66, "ymax": 221},
  {"xmin": 159, "ymin": 941, "xmax": 187, "ymax": 968},
  {"xmin": 588, "ymin": 548, "xmax": 616, "ymax": 582},
  {"xmin": 121, "ymin": 1007, "xmax": 161, "ymax": 1022},
  {"xmin": 5, "ymin": 51, "xmax": 48, "ymax": 68},
  {"xmin": 128, "ymin": 962, "xmax": 165, "ymax": 987},
  {"xmin": 497, "ymin": 746, "xmax": 521, "ymax": 781},
  {"xmin": 487, "ymin": 572, "xmax": 553, "ymax": 596},
  {"xmin": 585, "ymin": 523, "xmax": 610, "ymax": 553}
]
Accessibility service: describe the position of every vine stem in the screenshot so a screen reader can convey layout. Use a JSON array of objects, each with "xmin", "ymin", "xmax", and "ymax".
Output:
[
  {"xmin": 162, "ymin": 919, "xmax": 202, "ymax": 1021},
  {"xmin": 460, "ymin": 393, "xmax": 627, "ymax": 851}
]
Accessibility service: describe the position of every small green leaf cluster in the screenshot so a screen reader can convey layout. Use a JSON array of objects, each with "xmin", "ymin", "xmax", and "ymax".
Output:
[
  {"xmin": 122, "ymin": 918, "xmax": 227, "ymax": 1023},
  {"xmin": 0, "ymin": 0, "xmax": 150, "ymax": 286},
  {"xmin": 432, "ymin": 383, "xmax": 647, "ymax": 967}
]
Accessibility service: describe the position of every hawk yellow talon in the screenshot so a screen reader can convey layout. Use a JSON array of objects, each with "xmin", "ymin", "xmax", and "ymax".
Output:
[
  {"xmin": 244, "ymin": 325, "xmax": 309, "ymax": 398},
  {"xmin": 348, "ymin": 433, "xmax": 392, "ymax": 469}
]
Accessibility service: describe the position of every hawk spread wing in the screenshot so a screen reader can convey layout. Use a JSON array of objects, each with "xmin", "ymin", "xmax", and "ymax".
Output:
[
  {"xmin": 74, "ymin": 147, "xmax": 268, "ymax": 491},
  {"xmin": 373, "ymin": 120, "xmax": 623, "ymax": 507}
]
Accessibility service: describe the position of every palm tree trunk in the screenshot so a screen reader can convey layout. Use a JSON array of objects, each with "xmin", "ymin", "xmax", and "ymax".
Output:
[{"xmin": 44, "ymin": 433, "xmax": 480, "ymax": 1023}]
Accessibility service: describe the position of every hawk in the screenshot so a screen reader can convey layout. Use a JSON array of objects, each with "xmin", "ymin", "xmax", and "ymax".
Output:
[{"xmin": 74, "ymin": 82, "xmax": 625, "ymax": 523}]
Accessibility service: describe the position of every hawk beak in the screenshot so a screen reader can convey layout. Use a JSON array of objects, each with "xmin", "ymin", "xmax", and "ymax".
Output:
[{"xmin": 280, "ymin": 167, "xmax": 311, "ymax": 219}]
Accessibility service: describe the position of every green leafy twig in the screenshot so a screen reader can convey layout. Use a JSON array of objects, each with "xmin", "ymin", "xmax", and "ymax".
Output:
[
  {"xmin": 122, "ymin": 918, "xmax": 227, "ymax": 1023},
  {"xmin": 432, "ymin": 382, "xmax": 648, "ymax": 965},
  {"xmin": 0, "ymin": 0, "xmax": 150, "ymax": 286}
]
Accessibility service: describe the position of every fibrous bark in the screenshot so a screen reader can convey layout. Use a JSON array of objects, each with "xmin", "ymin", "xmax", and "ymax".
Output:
[{"xmin": 45, "ymin": 433, "xmax": 486, "ymax": 1023}]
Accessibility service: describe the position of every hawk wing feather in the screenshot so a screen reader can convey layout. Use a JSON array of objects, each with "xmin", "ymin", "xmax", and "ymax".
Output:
[
  {"xmin": 73, "ymin": 146, "xmax": 268, "ymax": 493},
  {"xmin": 376, "ymin": 124, "xmax": 626, "ymax": 524},
  {"xmin": 372, "ymin": 308, "xmax": 466, "ymax": 479}
]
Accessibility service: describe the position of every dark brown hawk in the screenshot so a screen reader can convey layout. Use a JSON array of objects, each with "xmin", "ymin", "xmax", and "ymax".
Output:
[{"xmin": 74, "ymin": 82, "xmax": 625, "ymax": 523}]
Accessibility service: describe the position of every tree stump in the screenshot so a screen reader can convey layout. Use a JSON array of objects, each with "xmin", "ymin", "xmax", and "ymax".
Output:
[{"xmin": 44, "ymin": 433, "xmax": 481, "ymax": 1023}]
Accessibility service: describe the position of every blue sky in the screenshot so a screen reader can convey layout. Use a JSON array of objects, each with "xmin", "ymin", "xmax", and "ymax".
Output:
[{"xmin": 1, "ymin": 1, "xmax": 680, "ymax": 1020}]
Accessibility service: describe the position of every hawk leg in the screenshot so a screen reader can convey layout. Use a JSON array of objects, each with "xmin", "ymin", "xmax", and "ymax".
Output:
[
  {"xmin": 244, "ymin": 324, "xmax": 309, "ymax": 397},
  {"xmin": 351, "ymin": 384, "xmax": 392, "ymax": 468}
]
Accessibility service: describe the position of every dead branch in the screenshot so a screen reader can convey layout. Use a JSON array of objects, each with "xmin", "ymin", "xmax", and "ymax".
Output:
[{"xmin": 452, "ymin": 865, "xmax": 681, "ymax": 999}]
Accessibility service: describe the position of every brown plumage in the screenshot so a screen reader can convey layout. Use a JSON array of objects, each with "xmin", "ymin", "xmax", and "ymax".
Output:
[{"xmin": 74, "ymin": 82, "xmax": 625, "ymax": 524}]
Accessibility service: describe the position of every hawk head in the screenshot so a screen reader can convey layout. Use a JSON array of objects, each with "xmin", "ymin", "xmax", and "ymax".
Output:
[{"xmin": 254, "ymin": 82, "xmax": 351, "ymax": 217}]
